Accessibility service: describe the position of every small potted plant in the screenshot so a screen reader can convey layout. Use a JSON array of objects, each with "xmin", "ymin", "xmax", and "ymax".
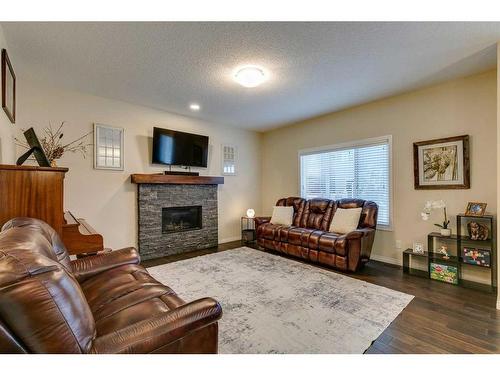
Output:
[{"xmin": 421, "ymin": 200, "xmax": 451, "ymax": 236}]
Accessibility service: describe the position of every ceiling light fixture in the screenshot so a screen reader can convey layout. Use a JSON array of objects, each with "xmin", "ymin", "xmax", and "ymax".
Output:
[
  {"xmin": 189, "ymin": 103, "xmax": 201, "ymax": 111},
  {"xmin": 234, "ymin": 66, "xmax": 268, "ymax": 88}
]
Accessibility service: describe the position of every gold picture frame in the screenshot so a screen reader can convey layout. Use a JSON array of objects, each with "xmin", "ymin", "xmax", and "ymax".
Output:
[{"xmin": 464, "ymin": 202, "xmax": 487, "ymax": 217}]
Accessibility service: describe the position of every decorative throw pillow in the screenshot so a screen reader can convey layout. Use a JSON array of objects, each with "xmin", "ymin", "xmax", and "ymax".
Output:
[
  {"xmin": 270, "ymin": 206, "xmax": 294, "ymax": 226},
  {"xmin": 329, "ymin": 207, "xmax": 362, "ymax": 234}
]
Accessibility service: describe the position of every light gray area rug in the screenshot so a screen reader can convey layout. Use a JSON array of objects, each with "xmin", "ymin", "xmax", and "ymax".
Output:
[{"xmin": 148, "ymin": 247, "xmax": 413, "ymax": 354}]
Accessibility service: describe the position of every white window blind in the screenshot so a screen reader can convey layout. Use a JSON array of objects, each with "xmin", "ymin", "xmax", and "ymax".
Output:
[{"xmin": 300, "ymin": 136, "xmax": 392, "ymax": 228}]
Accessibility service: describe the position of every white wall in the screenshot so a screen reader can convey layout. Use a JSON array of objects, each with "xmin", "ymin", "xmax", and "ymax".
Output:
[
  {"xmin": 261, "ymin": 70, "xmax": 497, "ymax": 284},
  {"xmin": 497, "ymin": 43, "xmax": 500, "ymax": 310},
  {"xmin": 0, "ymin": 25, "xmax": 16, "ymax": 164},
  {"xmin": 16, "ymin": 80, "xmax": 262, "ymax": 250}
]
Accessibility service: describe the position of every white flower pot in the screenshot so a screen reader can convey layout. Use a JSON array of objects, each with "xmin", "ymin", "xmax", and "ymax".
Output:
[{"xmin": 440, "ymin": 228, "xmax": 451, "ymax": 237}]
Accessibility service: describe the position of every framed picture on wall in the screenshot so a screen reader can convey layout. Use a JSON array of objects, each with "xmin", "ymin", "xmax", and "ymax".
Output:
[
  {"xmin": 94, "ymin": 123, "xmax": 124, "ymax": 170},
  {"xmin": 1, "ymin": 49, "xmax": 16, "ymax": 124},
  {"xmin": 413, "ymin": 135, "xmax": 470, "ymax": 190}
]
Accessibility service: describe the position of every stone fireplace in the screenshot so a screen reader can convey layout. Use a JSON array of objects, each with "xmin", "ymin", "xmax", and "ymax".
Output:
[{"xmin": 132, "ymin": 174, "xmax": 224, "ymax": 260}]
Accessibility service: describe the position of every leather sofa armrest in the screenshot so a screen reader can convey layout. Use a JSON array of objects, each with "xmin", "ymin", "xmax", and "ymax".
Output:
[
  {"xmin": 71, "ymin": 247, "xmax": 140, "ymax": 282},
  {"xmin": 90, "ymin": 297, "xmax": 222, "ymax": 354},
  {"xmin": 345, "ymin": 227, "xmax": 375, "ymax": 240},
  {"xmin": 345, "ymin": 228, "xmax": 376, "ymax": 269},
  {"xmin": 254, "ymin": 216, "xmax": 271, "ymax": 228}
]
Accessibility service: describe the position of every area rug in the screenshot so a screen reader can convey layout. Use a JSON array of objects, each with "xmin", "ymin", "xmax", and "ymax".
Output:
[{"xmin": 147, "ymin": 247, "xmax": 413, "ymax": 354}]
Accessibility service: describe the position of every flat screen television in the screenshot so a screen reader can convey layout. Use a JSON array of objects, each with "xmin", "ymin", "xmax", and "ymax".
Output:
[{"xmin": 152, "ymin": 127, "xmax": 209, "ymax": 167}]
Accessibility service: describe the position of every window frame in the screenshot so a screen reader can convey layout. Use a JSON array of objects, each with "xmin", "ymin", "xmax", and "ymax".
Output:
[{"xmin": 298, "ymin": 135, "xmax": 393, "ymax": 231}]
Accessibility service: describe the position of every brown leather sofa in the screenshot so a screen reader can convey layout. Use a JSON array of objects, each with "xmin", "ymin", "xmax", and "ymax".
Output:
[
  {"xmin": 0, "ymin": 217, "xmax": 222, "ymax": 354},
  {"xmin": 255, "ymin": 197, "xmax": 378, "ymax": 272}
]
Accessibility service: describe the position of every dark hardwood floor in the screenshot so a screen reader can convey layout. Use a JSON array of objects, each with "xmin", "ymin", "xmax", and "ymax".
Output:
[{"xmin": 142, "ymin": 241, "xmax": 500, "ymax": 354}]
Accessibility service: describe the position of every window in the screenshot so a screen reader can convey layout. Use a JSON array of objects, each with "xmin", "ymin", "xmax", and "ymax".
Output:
[
  {"xmin": 94, "ymin": 124, "xmax": 124, "ymax": 171},
  {"xmin": 222, "ymin": 144, "xmax": 237, "ymax": 175},
  {"xmin": 299, "ymin": 136, "xmax": 392, "ymax": 229}
]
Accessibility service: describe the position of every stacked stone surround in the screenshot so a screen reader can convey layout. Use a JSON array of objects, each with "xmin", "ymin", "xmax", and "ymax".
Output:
[{"xmin": 137, "ymin": 183, "xmax": 218, "ymax": 260}]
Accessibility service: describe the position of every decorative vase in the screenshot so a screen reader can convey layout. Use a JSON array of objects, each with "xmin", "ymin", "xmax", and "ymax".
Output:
[{"xmin": 440, "ymin": 228, "xmax": 451, "ymax": 237}]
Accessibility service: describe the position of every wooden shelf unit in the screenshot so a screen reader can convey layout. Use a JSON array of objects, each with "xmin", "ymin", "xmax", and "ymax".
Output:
[{"xmin": 403, "ymin": 214, "xmax": 496, "ymax": 293}]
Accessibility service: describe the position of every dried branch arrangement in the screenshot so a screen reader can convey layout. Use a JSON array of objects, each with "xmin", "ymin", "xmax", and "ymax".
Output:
[{"xmin": 15, "ymin": 122, "xmax": 93, "ymax": 165}]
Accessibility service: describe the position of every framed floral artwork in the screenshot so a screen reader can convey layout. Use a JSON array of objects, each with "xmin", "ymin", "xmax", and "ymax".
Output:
[{"xmin": 413, "ymin": 135, "xmax": 470, "ymax": 190}]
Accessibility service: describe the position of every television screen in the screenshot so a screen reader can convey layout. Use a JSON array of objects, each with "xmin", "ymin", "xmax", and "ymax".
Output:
[{"xmin": 152, "ymin": 127, "xmax": 209, "ymax": 167}]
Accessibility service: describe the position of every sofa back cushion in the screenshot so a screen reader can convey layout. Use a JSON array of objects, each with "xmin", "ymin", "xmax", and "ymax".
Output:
[
  {"xmin": 270, "ymin": 206, "xmax": 294, "ymax": 226},
  {"xmin": 275, "ymin": 197, "xmax": 306, "ymax": 227},
  {"xmin": 0, "ymin": 227, "xmax": 96, "ymax": 353},
  {"xmin": 2, "ymin": 217, "xmax": 72, "ymax": 273},
  {"xmin": 329, "ymin": 207, "xmax": 362, "ymax": 234},
  {"xmin": 336, "ymin": 199, "xmax": 378, "ymax": 229},
  {"xmin": 300, "ymin": 199, "xmax": 334, "ymax": 230}
]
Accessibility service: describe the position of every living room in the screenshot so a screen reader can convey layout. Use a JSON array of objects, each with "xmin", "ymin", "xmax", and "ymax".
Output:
[{"xmin": 0, "ymin": 1, "xmax": 499, "ymax": 372}]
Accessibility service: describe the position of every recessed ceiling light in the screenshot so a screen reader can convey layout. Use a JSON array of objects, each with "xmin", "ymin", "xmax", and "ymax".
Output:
[
  {"xmin": 189, "ymin": 103, "xmax": 201, "ymax": 111},
  {"xmin": 234, "ymin": 66, "xmax": 268, "ymax": 88}
]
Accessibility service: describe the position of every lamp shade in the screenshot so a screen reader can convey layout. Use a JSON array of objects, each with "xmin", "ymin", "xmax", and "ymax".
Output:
[{"xmin": 246, "ymin": 208, "xmax": 255, "ymax": 218}]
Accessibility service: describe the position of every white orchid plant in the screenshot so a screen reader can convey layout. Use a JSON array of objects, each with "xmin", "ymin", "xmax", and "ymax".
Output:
[{"xmin": 421, "ymin": 200, "xmax": 450, "ymax": 230}]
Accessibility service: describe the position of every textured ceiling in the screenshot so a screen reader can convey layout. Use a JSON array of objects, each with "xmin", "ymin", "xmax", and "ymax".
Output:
[{"xmin": 2, "ymin": 22, "xmax": 499, "ymax": 131}]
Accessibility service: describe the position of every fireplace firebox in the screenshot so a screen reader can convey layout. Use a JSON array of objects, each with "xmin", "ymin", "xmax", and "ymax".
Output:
[{"xmin": 162, "ymin": 206, "xmax": 202, "ymax": 233}]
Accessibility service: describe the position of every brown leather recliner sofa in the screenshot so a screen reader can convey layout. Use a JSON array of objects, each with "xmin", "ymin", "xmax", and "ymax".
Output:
[
  {"xmin": 255, "ymin": 197, "xmax": 378, "ymax": 272},
  {"xmin": 0, "ymin": 217, "xmax": 222, "ymax": 354}
]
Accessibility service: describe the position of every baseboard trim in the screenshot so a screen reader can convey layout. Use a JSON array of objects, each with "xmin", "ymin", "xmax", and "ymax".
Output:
[
  {"xmin": 370, "ymin": 254, "xmax": 401, "ymax": 266},
  {"xmin": 219, "ymin": 236, "xmax": 241, "ymax": 244}
]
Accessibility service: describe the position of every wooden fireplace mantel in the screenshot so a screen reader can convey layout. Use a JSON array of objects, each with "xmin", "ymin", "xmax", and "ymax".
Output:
[{"xmin": 130, "ymin": 173, "xmax": 224, "ymax": 185}]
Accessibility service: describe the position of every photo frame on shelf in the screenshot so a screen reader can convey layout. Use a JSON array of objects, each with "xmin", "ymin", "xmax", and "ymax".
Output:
[
  {"xmin": 413, "ymin": 135, "xmax": 470, "ymax": 190},
  {"xmin": 464, "ymin": 202, "xmax": 487, "ymax": 217},
  {"xmin": 94, "ymin": 123, "xmax": 124, "ymax": 171},
  {"xmin": 1, "ymin": 49, "xmax": 16, "ymax": 124},
  {"xmin": 412, "ymin": 242, "xmax": 425, "ymax": 254}
]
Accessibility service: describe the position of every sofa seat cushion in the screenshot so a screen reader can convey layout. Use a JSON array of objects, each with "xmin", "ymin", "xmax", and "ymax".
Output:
[
  {"xmin": 287, "ymin": 227, "xmax": 321, "ymax": 247},
  {"xmin": 259, "ymin": 223, "xmax": 286, "ymax": 241},
  {"xmin": 80, "ymin": 264, "xmax": 185, "ymax": 336},
  {"xmin": 288, "ymin": 227, "xmax": 307, "ymax": 245},
  {"xmin": 318, "ymin": 233, "xmax": 348, "ymax": 256},
  {"xmin": 276, "ymin": 226, "xmax": 295, "ymax": 242},
  {"xmin": 307, "ymin": 230, "xmax": 325, "ymax": 250}
]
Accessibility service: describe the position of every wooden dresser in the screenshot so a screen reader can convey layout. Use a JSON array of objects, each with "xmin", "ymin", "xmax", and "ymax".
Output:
[{"xmin": 0, "ymin": 164, "xmax": 103, "ymax": 255}]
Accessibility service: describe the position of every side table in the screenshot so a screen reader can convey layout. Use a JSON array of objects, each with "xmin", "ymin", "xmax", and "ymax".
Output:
[{"xmin": 241, "ymin": 216, "xmax": 256, "ymax": 244}]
